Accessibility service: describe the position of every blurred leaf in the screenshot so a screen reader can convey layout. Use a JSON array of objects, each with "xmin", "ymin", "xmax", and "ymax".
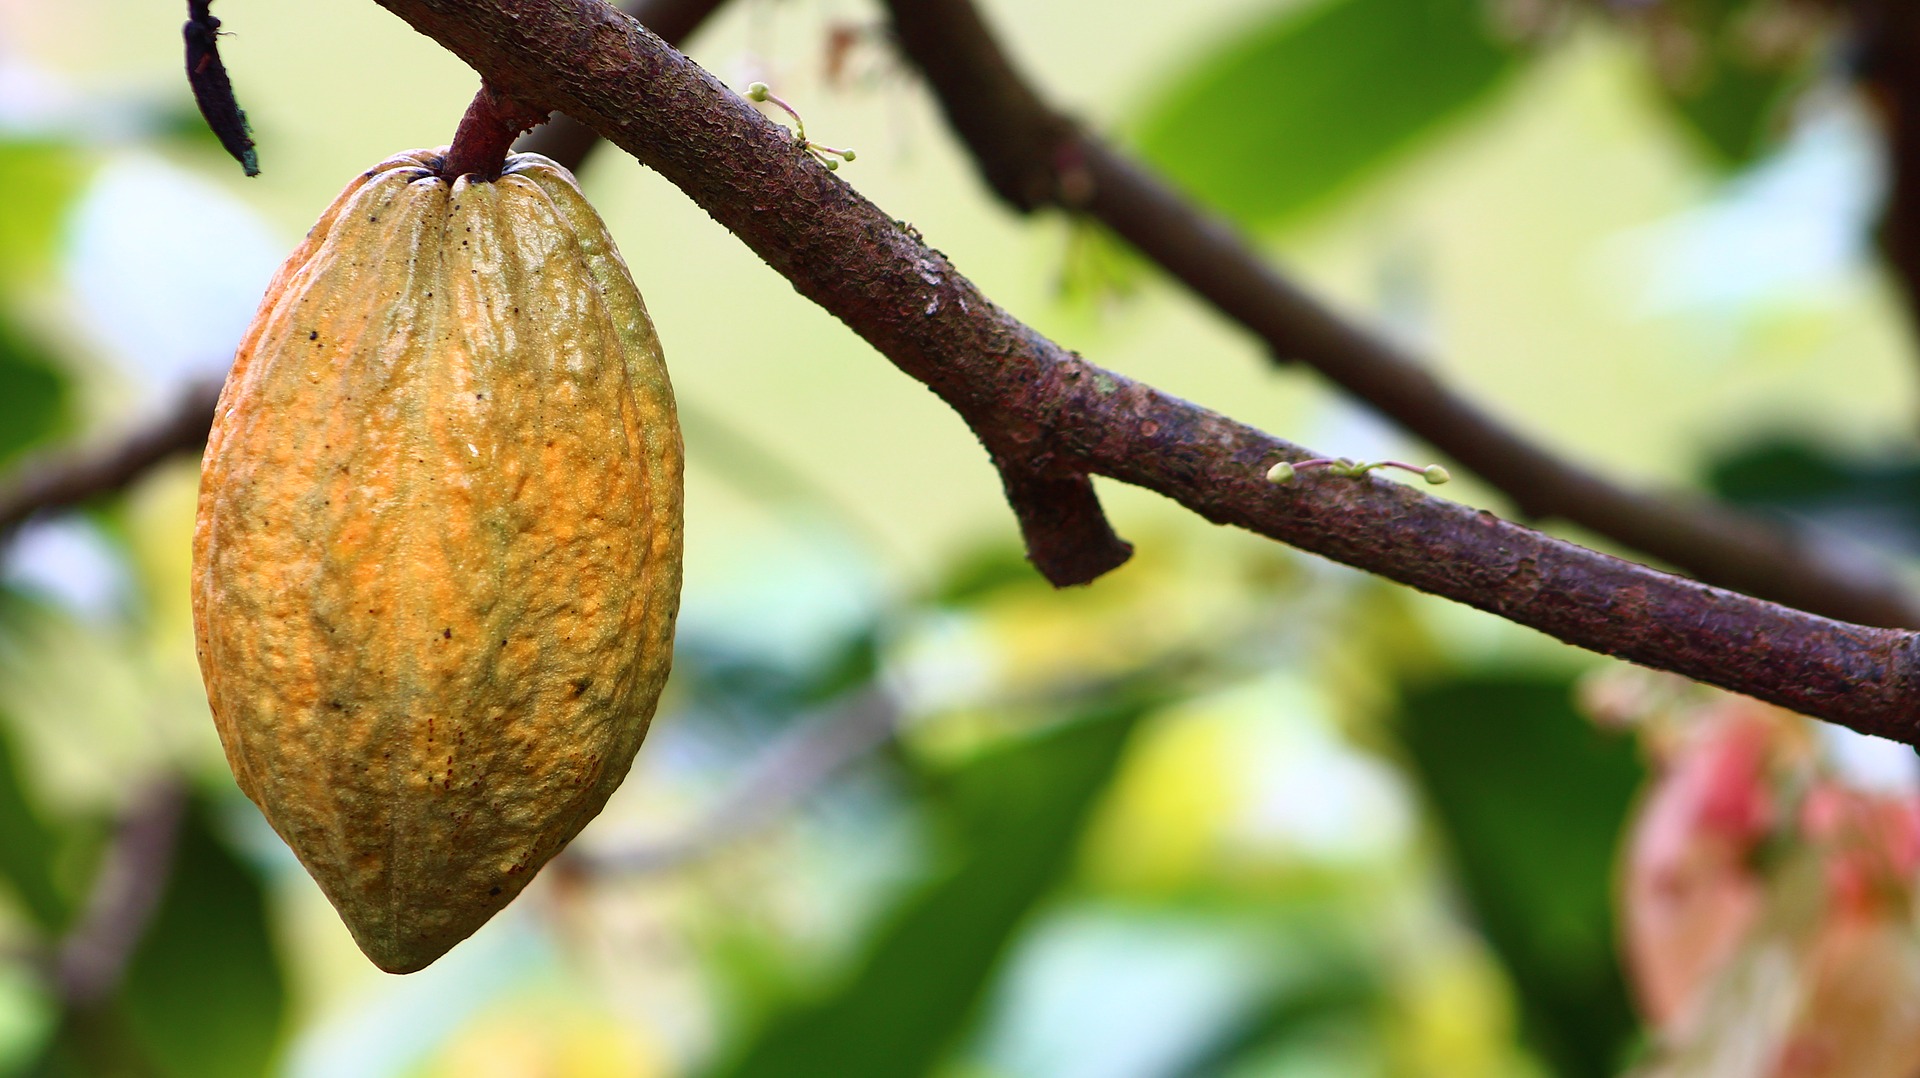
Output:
[
  {"xmin": 930, "ymin": 543, "xmax": 1043, "ymax": 608},
  {"xmin": 0, "ymin": 140, "xmax": 85, "ymax": 282},
  {"xmin": 0, "ymin": 711, "xmax": 71, "ymax": 930},
  {"xmin": 1394, "ymin": 674, "xmax": 1641, "ymax": 1078},
  {"xmin": 1642, "ymin": 0, "xmax": 1804, "ymax": 167},
  {"xmin": 25, "ymin": 1009, "xmax": 158, "ymax": 1078},
  {"xmin": 1704, "ymin": 438, "xmax": 1920, "ymax": 556},
  {"xmin": 0, "ymin": 315, "xmax": 68, "ymax": 472},
  {"xmin": 712, "ymin": 701, "xmax": 1145, "ymax": 1078},
  {"xmin": 1056, "ymin": 216, "xmax": 1147, "ymax": 308},
  {"xmin": 1134, "ymin": 0, "xmax": 1523, "ymax": 229},
  {"xmin": 117, "ymin": 797, "xmax": 285, "ymax": 1078},
  {"xmin": 1171, "ymin": 944, "xmax": 1382, "ymax": 1078},
  {"xmin": 675, "ymin": 626, "xmax": 882, "ymax": 724},
  {"xmin": 1660, "ymin": 54, "xmax": 1793, "ymax": 166}
]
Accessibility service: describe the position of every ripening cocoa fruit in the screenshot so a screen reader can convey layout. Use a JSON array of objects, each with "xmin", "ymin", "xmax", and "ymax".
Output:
[{"xmin": 191, "ymin": 149, "xmax": 682, "ymax": 973}]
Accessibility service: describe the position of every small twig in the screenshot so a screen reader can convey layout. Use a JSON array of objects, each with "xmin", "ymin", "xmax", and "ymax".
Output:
[
  {"xmin": 182, "ymin": 0, "xmax": 259, "ymax": 176},
  {"xmin": 1266, "ymin": 457, "xmax": 1451, "ymax": 485},
  {"xmin": 0, "ymin": 380, "xmax": 222, "ymax": 546},
  {"xmin": 745, "ymin": 82, "xmax": 856, "ymax": 170},
  {"xmin": 571, "ymin": 687, "xmax": 901, "ymax": 874},
  {"xmin": 51, "ymin": 781, "xmax": 187, "ymax": 1006}
]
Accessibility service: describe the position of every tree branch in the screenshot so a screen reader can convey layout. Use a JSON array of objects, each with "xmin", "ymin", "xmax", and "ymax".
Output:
[
  {"xmin": 366, "ymin": 0, "xmax": 1920, "ymax": 740},
  {"xmin": 0, "ymin": 381, "xmax": 221, "ymax": 545},
  {"xmin": 515, "ymin": 0, "xmax": 730, "ymax": 167},
  {"xmin": 880, "ymin": 0, "xmax": 1920, "ymax": 629},
  {"xmin": 51, "ymin": 781, "xmax": 187, "ymax": 1006}
]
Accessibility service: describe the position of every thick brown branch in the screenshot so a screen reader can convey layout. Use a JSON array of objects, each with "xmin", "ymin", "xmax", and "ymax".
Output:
[
  {"xmin": 369, "ymin": 0, "xmax": 1920, "ymax": 740},
  {"xmin": 514, "ymin": 0, "xmax": 730, "ymax": 170},
  {"xmin": 882, "ymin": 0, "xmax": 1920, "ymax": 631},
  {"xmin": 524, "ymin": 0, "xmax": 1120, "ymax": 579},
  {"xmin": 0, "ymin": 381, "xmax": 222, "ymax": 545}
]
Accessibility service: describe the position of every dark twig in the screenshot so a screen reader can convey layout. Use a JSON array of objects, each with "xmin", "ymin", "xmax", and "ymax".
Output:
[
  {"xmin": 369, "ymin": 0, "xmax": 1920, "ymax": 740},
  {"xmin": 881, "ymin": 0, "xmax": 1920, "ymax": 630},
  {"xmin": 0, "ymin": 380, "xmax": 222, "ymax": 546},
  {"xmin": 51, "ymin": 781, "xmax": 187, "ymax": 1006},
  {"xmin": 514, "ymin": 0, "xmax": 732, "ymax": 170},
  {"xmin": 183, "ymin": 0, "xmax": 259, "ymax": 176}
]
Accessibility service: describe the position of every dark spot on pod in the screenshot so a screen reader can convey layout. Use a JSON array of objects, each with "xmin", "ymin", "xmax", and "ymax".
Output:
[
  {"xmin": 489, "ymin": 886, "xmax": 502, "ymax": 896},
  {"xmin": 309, "ymin": 330, "xmax": 319, "ymax": 341},
  {"xmin": 570, "ymin": 677, "xmax": 592, "ymax": 697},
  {"xmin": 443, "ymin": 627, "xmax": 452, "ymax": 640}
]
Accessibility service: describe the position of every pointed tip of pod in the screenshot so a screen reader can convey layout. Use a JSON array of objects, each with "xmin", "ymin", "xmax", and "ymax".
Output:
[
  {"xmin": 364, "ymin": 945, "xmax": 443, "ymax": 976},
  {"xmin": 337, "ymin": 895, "xmax": 504, "ymax": 975}
]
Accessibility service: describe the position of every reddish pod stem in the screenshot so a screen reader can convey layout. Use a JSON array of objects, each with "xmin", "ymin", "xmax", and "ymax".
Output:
[{"xmin": 441, "ymin": 84, "xmax": 551, "ymax": 181}]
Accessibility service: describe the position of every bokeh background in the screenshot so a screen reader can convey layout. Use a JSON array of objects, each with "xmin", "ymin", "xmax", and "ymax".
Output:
[{"xmin": 3, "ymin": 0, "xmax": 1920, "ymax": 1075}]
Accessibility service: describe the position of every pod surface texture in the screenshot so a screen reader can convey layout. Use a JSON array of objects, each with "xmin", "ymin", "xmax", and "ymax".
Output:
[{"xmin": 192, "ymin": 150, "xmax": 683, "ymax": 973}]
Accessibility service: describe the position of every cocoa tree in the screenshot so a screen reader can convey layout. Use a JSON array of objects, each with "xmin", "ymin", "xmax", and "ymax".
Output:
[{"xmin": 4, "ymin": 0, "xmax": 1919, "ymax": 1074}]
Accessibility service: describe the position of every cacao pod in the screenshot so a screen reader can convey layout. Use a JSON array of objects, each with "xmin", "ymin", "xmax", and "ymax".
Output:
[{"xmin": 191, "ymin": 149, "xmax": 682, "ymax": 973}]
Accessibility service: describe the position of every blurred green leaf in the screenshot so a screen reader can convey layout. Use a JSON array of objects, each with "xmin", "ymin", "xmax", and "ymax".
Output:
[
  {"xmin": 675, "ymin": 627, "xmax": 882, "ymax": 728},
  {"xmin": 1171, "ymin": 943, "xmax": 1382, "ymax": 1078},
  {"xmin": 0, "ymin": 711, "xmax": 71, "ymax": 931},
  {"xmin": 930, "ymin": 543, "xmax": 1043, "ymax": 608},
  {"xmin": 0, "ymin": 140, "xmax": 85, "ymax": 283},
  {"xmin": 1393, "ymin": 674, "xmax": 1641, "ymax": 1078},
  {"xmin": 1643, "ymin": 0, "xmax": 1803, "ymax": 167},
  {"xmin": 712, "ymin": 702, "xmax": 1145, "ymax": 1078},
  {"xmin": 1134, "ymin": 0, "xmax": 1523, "ymax": 229},
  {"xmin": 117, "ymin": 797, "xmax": 285, "ymax": 1078},
  {"xmin": 0, "ymin": 314, "xmax": 69, "ymax": 471},
  {"xmin": 1660, "ymin": 55, "xmax": 1793, "ymax": 166},
  {"xmin": 1705, "ymin": 438, "xmax": 1920, "ymax": 556}
]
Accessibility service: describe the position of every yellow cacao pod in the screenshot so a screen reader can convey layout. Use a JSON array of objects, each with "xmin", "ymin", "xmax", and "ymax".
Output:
[{"xmin": 191, "ymin": 149, "xmax": 682, "ymax": 973}]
